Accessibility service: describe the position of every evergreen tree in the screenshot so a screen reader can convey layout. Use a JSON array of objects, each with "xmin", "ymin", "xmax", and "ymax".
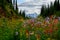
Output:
[
  {"xmin": 19, "ymin": 10, "xmax": 22, "ymax": 16},
  {"xmin": 54, "ymin": 0, "xmax": 57, "ymax": 10},
  {"xmin": 58, "ymin": 0, "xmax": 60, "ymax": 10},
  {"xmin": 16, "ymin": 0, "xmax": 18, "ymax": 13},
  {"xmin": 40, "ymin": 2, "xmax": 55, "ymax": 17},
  {"xmin": 40, "ymin": 5, "xmax": 45, "ymax": 17},
  {"xmin": 13, "ymin": 0, "xmax": 16, "ymax": 10},
  {"xmin": 13, "ymin": 0, "xmax": 16, "ymax": 5},
  {"xmin": 49, "ymin": 2, "xmax": 54, "ymax": 15},
  {"xmin": 0, "ymin": 0, "xmax": 3, "ymax": 6},
  {"xmin": 47, "ymin": 4, "xmax": 50, "ymax": 16},
  {"xmin": 10, "ymin": 0, "xmax": 12, "ymax": 4},
  {"xmin": 54, "ymin": 0, "xmax": 60, "ymax": 11},
  {"xmin": 6, "ymin": 0, "xmax": 11, "ymax": 3},
  {"xmin": 22, "ymin": 10, "xmax": 25, "ymax": 18}
]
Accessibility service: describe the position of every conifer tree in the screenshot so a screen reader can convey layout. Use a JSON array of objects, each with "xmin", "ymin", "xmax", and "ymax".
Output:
[
  {"xmin": 13, "ymin": 0, "xmax": 16, "ymax": 10},
  {"xmin": 40, "ymin": 5, "xmax": 45, "ymax": 17},
  {"xmin": 57, "ymin": 0, "xmax": 60, "ymax": 10},
  {"xmin": 13, "ymin": 0, "xmax": 16, "ymax": 5},
  {"xmin": 16, "ymin": 0, "xmax": 18, "ymax": 13},
  {"xmin": 54, "ymin": 0, "xmax": 60, "ymax": 11},
  {"xmin": 22, "ymin": 10, "xmax": 25, "ymax": 18},
  {"xmin": 49, "ymin": 2, "xmax": 54, "ymax": 15},
  {"xmin": 10, "ymin": 0, "xmax": 12, "ymax": 4},
  {"xmin": 19, "ymin": 10, "xmax": 22, "ymax": 16}
]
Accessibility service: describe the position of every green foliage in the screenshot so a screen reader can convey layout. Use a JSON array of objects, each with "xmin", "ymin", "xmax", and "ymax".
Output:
[{"xmin": 0, "ymin": 18, "xmax": 13, "ymax": 40}]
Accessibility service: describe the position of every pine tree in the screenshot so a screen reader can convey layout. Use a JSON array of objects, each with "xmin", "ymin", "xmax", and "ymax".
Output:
[
  {"xmin": 58, "ymin": 0, "xmax": 60, "ymax": 10},
  {"xmin": 54, "ymin": 0, "xmax": 57, "ymax": 10},
  {"xmin": 19, "ymin": 10, "xmax": 22, "ymax": 16},
  {"xmin": 40, "ymin": 5, "xmax": 45, "ymax": 17},
  {"xmin": 16, "ymin": 0, "xmax": 18, "ymax": 13},
  {"xmin": 13, "ymin": 0, "xmax": 16, "ymax": 5},
  {"xmin": 10, "ymin": 0, "xmax": 12, "ymax": 4},
  {"xmin": 22, "ymin": 10, "xmax": 25, "ymax": 18},
  {"xmin": 54, "ymin": 0, "xmax": 60, "ymax": 11},
  {"xmin": 6, "ymin": 0, "xmax": 11, "ymax": 3},
  {"xmin": 13, "ymin": 0, "xmax": 16, "ymax": 10},
  {"xmin": 49, "ymin": 2, "xmax": 54, "ymax": 15},
  {"xmin": 59, "ymin": 0, "xmax": 60, "ymax": 10},
  {"xmin": 47, "ymin": 4, "xmax": 50, "ymax": 15},
  {"xmin": 0, "ymin": 0, "xmax": 3, "ymax": 6}
]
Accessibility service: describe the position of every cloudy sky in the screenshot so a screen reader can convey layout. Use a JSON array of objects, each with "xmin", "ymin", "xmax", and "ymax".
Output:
[{"xmin": 17, "ymin": 0, "xmax": 55, "ymax": 14}]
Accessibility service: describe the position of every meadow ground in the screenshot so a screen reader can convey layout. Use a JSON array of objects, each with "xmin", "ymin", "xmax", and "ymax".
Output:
[{"xmin": 0, "ymin": 16, "xmax": 60, "ymax": 40}]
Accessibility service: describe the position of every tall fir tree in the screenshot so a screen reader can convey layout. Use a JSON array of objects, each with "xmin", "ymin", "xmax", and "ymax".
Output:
[
  {"xmin": 10, "ymin": 0, "xmax": 12, "ymax": 4},
  {"xmin": 54, "ymin": 0, "xmax": 60, "ymax": 11},
  {"xmin": 19, "ymin": 10, "xmax": 22, "ymax": 16},
  {"xmin": 13, "ymin": 0, "xmax": 16, "ymax": 10},
  {"xmin": 22, "ymin": 10, "xmax": 25, "ymax": 18},
  {"xmin": 6, "ymin": 0, "xmax": 11, "ymax": 3},
  {"xmin": 40, "ymin": 5, "xmax": 45, "ymax": 17},
  {"xmin": 49, "ymin": 2, "xmax": 54, "ymax": 15},
  {"xmin": 16, "ymin": 0, "xmax": 18, "ymax": 13},
  {"xmin": 57, "ymin": 0, "xmax": 60, "ymax": 10},
  {"xmin": 13, "ymin": 0, "xmax": 16, "ymax": 5}
]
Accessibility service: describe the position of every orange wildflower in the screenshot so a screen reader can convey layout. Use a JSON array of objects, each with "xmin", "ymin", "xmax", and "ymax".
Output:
[
  {"xmin": 54, "ymin": 27, "xmax": 58, "ymax": 31},
  {"xmin": 36, "ymin": 34, "xmax": 40, "ymax": 40},
  {"xmin": 53, "ymin": 18, "xmax": 58, "ymax": 24},
  {"xmin": 25, "ymin": 30, "xmax": 29, "ymax": 38},
  {"xmin": 48, "ymin": 24, "xmax": 53, "ymax": 28},
  {"xmin": 50, "ymin": 15, "xmax": 53, "ymax": 19}
]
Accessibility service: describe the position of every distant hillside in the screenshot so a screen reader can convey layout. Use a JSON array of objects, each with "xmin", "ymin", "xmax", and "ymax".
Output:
[{"xmin": 26, "ymin": 13, "xmax": 38, "ymax": 18}]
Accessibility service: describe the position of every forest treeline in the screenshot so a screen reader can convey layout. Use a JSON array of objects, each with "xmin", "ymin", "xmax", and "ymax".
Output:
[
  {"xmin": 0, "ymin": 0, "xmax": 60, "ymax": 18},
  {"xmin": 40, "ymin": 0, "xmax": 60, "ymax": 17},
  {"xmin": 0, "ymin": 0, "xmax": 26, "ymax": 19}
]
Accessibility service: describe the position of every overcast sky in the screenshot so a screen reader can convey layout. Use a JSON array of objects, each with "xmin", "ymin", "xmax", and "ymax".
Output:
[{"xmin": 17, "ymin": 0, "xmax": 55, "ymax": 14}]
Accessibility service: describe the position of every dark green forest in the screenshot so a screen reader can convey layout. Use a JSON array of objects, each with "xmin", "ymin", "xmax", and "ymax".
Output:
[{"xmin": 40, "ymin": 0, "xmax": 60, "ymax": 17}]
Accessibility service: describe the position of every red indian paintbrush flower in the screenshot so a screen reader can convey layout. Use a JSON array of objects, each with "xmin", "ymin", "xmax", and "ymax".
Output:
[
  {"xmin": 25, "ymin": 30, "xmax": 29, "ymax": 34},
  {"xmin": 44, "ymin": 29, "xmax": 49, "ymax": 34},
  {"xmin": 54, "ymin": 27, "xmax": 58, "ymax": 31},
  {"xmin": 49, "ymin": 29, "xmax": 53, "ymax": 34}
]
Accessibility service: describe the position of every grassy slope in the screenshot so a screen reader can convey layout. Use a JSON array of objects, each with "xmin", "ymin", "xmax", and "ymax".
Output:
[{"xmin": 0, "ymin": 1, "xmax": 17, "ymax": 18}]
